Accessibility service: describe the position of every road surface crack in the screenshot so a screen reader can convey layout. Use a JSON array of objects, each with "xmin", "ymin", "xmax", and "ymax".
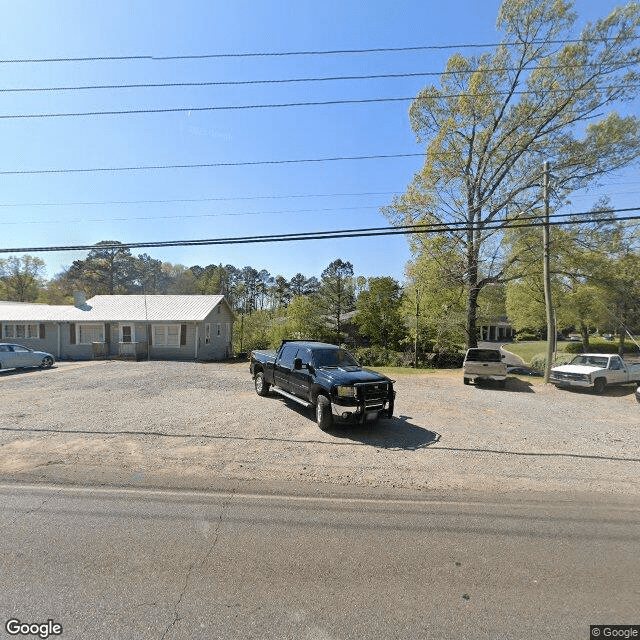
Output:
[{"xmin": 159, "ymin": 483, "xmax": 237, "ymax": 640}]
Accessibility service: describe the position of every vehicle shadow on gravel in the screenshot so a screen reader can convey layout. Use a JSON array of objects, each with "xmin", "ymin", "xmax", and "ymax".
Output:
[
  {"xmin": 279, "ymin": 400, "xmax": 440, "ymax": 450},
  {"xmin": 474, "ymin": 377, "xmax": 535, "ymax": 393},
  {"xmin": 326, "ymin": 415, "xmax": 441, "ymax": 451},
  {"xmin": 557, "ymin": 385, "xmax": 637, "ymax": 398}
]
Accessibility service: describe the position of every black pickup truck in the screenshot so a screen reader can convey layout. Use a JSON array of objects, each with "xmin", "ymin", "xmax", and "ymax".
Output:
[{"xmin": 250, "ymin": 340, "xmax": 395, "ymax": 430}]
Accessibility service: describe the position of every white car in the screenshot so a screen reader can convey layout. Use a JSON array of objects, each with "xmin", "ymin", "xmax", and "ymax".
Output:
[{"xmin": 0, "ymin": 343, "xmax": 55, "ymax": 370}]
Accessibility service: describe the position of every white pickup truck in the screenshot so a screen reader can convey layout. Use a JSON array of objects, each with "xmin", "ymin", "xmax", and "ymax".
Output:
[
  {"xmin": 550, "ymin": 354, "xmax": 640, "ymax": 394},
  {"xmin": 463, "ymin": 348, "xmax": 507, "ymax": 388}
]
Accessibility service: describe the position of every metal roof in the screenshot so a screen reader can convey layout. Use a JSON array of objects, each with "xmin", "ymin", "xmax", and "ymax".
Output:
[{"xmin": 0, "ymin": 295, "xmax": 226, "ymax": 322}]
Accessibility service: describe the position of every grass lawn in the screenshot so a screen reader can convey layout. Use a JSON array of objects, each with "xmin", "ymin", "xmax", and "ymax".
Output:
[
  {"xmin": 369, "ymin": 365, "xmax": 445, "ymax": 376},
  {"xmin": 505, "ymin": 338, "xmax": 620, "ymax": 364}
]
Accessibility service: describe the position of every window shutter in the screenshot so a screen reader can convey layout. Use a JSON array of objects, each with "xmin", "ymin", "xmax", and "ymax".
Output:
[
  {"xmin": 105, "ymin": 323, "xmax": 111, "ymax": 345},
  {"xmin": 39, "ymin": 324, "xmax": 46, "ymax": 339},
  {"xmin": 0, "ymin": 324, "xmax": 2, "ymax": 339},
  {"xmin": 70, "ymin": 323, "xmax": 76, "ymax": 345},
  {"xmin": 147, "ymin": 325, "xmax": 152, "ymax": 346},
  {"xmin": 180, "ymin": 324, "xmax": 187, "ymax": 346}
]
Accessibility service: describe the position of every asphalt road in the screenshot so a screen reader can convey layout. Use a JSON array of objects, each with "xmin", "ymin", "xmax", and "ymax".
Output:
[{"xmin": 1, "ymin": 482, "xmax": 638, "ymax": 640}]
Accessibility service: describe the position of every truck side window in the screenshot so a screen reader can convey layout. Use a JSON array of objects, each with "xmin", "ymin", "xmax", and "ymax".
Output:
[
  {"xmin": 298, "ymin": 349, "xmax": 312, "ymax": 367},
  {"xmin": 609, "ymin": 357, "xmax": 622, "ymax": 370},
  {"xmin": 279, "ymin": 345, "xmax": 299, "ymax": 369}
]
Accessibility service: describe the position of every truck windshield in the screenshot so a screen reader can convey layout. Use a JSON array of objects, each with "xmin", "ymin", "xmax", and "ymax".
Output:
[
  {"xmin": 570, "ymin": 356, "xmax": 609, "ymax": 367},
  {"xmin": 312, "ymin": 349, "xmax": 359, "ymax": 368}
]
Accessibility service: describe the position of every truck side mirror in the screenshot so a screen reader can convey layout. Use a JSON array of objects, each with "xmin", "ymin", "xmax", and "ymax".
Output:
[{"xmin": 293, "ymin": 358, "xmax": 303, "ymax": 370}]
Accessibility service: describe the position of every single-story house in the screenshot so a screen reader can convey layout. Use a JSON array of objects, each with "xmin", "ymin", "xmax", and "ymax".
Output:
[{"xmin": 0, "ymin": 293, "xmax": 235, "ymax": 361}]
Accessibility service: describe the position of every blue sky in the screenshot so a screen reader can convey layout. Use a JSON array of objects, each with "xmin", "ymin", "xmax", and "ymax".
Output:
[{"xmin": 0, "ymin": 0, "xmax": 637, "ymax": 284}]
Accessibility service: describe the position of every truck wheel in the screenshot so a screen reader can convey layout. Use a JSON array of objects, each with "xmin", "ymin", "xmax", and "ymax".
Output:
[
  {"xmin": 463, "ymin": 377, "xmax": 470, "ymax": 385},
  {"xmin": 254, "ymin": 372, "xmax": 270, "ymax": 396},
  {"xmin": 498, "ymin": 379, "xmax": 506, "ymax": 389},
  {"xmin": 315, "ymin": 395, "xmax": 333, "ymax": 431},
  {"xmin": 593, "ymin": 378, "xmax": 606, "ymax": 395}
]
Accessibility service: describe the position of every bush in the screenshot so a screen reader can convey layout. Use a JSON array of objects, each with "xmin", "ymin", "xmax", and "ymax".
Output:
[
  {"xmin": 515, "ymin": 332, "xmax": 540, "ymax": 341},
  {"xmin": 531, "ymin": 352, "xmax": 574, "ymax": 370},
  {"xmin": 354, "ymin": 346, "xmax": 405, "ymax": 367},
  {"xmin": 423, "ymin": 350, "xmax": 465, "ymax": 369},
  {"xmin": 564, "ymin": 340, "xmax": 639, "ymax": 355}
]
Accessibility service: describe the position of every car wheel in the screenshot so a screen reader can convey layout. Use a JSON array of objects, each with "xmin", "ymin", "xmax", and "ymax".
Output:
[
  {"xmin": 463, "ymin": 377, "xmax": 470, "ymax": 385},
  {"xmin": 254, "ymin": 372, "xmax": 270, "ymax": 396},
  {"xmin": 315, "ymin": 395, "xmax": 333, "ymax": 431},
  {"xmin": 40, "ymin": 356, "xmax": 54, "ymax": 369},
  {"xmin": 593, "ymin": 378, "xmax": 606, "ymax": 394}
]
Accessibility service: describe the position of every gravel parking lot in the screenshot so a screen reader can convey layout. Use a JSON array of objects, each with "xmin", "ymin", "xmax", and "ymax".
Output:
[{"xmin": 0, "ymin": 360, "xmax": 638, "ymax": 495}]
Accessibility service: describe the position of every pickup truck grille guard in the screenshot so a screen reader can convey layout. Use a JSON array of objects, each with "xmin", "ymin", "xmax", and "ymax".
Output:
[{"xmin": 352, "ymin": 381, "xmax": 395, "ymax": 421}]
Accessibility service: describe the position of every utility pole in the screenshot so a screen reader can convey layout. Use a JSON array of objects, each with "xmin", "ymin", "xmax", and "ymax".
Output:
[
  {"xmin": 542, "ymin": 161, "xmax": 554, "ymax": 382},
  {"xmin": 414, "ymin": 290, "xmax": 420, "ymax": 368}
]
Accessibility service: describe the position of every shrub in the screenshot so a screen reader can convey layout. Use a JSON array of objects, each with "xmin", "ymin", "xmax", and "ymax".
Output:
[
  {"xmin": 354, "ymin": 346, "xmax": 405, "ymax": 367},
  {"xmin": 515, "ymin": 332, "xmax": 540, "ymax": 341},
  {"xmin": 564, "ymin": 340, "xmax": 639, "ymax": 355},
  {"xmin": 531, "ymin": 352, "xmax": 574, "ymax": 370}
]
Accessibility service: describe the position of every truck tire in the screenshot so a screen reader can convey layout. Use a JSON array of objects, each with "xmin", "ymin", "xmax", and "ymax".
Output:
[
  {"xmin": 463, "ymin": 377, "xmax": 470, "ymax": 385},
  {"xmin": 593, "ymin": 378, "xmax": 606, "ymax": 394},
  {"xmin": 498, "ymin": 379, "xmax": 506, "ymax": 389},
  {"xmin": 254, "ymin": 372, "xmax": 270, "ymax": 396},
  {"xmin": 315, "ymin": 395, "xmax": 333, "ymax": 431}
]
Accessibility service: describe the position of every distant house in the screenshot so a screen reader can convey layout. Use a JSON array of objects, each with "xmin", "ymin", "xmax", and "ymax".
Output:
[{"xmin": 0, "ymin": 293, "xmax": 234, "ymax": 361}]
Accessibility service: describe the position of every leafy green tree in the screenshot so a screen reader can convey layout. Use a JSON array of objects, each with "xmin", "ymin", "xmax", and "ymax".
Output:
[
  {"xmin": 384, "ymin": 0, "xmax": 640, "ymax": 349},
  {"xmin": 63, "ymin": 240, "xmax": 136, "ymax": 295},
  {"xmin": 318, "ymin": 259, "xmax": 355, "ymax": 343},
  {"xmin": 0, "ymin": 255, "xmax": 46, "ymax": 301},
  {"xmin": 354, "ymin": 277, "xmax": 406, "ymax": 351}
]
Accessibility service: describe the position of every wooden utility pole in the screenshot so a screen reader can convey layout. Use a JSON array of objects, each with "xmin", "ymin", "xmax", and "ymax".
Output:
[{"xmin": 542, "ymin": 161, "xmax": 554, "ymax": 382}]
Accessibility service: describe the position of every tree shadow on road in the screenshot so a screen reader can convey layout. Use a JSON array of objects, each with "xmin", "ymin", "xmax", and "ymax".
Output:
[{"xmin": 326, "ymin": 415, "xmax": 441, "ymax": 451}]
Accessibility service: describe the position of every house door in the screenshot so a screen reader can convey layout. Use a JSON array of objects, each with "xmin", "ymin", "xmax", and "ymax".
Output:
[{"xmin": 120, "ymin": 325, "xmax": 133, "ymax": 343}]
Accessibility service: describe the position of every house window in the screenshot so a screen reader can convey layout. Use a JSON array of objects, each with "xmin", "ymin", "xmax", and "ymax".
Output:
[
  {"xmin": 78, "ymin": 324, "xmax": 105, "ymax": 344},
  {"xmin": 153, "ymin": 324, "xmax": 181, "ymax": 347},
  {"xmin": 3, "ymin": 324, "xmax": 40, "ymax": 339},
  {"xmin": 217, "ymin": 323, "xmax": 221, "ymax": 337},
  {"xmin": 205, "ymin": 323, "xmax": 211, "ymax": 345}
]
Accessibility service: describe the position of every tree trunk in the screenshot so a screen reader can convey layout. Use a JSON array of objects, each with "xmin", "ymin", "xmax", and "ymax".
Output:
[
  {"xmin": 581, "ymin": 323, "xmax": 590, "ymax": 350},
  {"xmin": 466, "ymin": 286, "xmax": 479, "ymax": 349},
  {"xmin": 465, "ymin": 240, "xmax": 480, "ymax": 349}
]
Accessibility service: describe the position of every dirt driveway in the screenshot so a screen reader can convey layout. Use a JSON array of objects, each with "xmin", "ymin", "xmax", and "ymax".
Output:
[{"xmin": 0, "ymin": 360, "xmax": 638, "ymax": 495}]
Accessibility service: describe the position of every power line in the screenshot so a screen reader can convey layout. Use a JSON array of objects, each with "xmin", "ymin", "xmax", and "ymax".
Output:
[
  {"xmin": 0, "ymin": 191, "xmax": 398, "ymax": 208},
  {"xmin": 1, "ymin": 187, "xmax": 638, "ymax": 210},
  {"xmin": 1, "ymin": 85, "xmax": 636, "ymax": 120},
  {"xmin": 0, "ymin": 37, "xmax": 632, "ymax": 64},
  {"xmin": 0, "ymin": 205, "xmax": 385, "ymax": 226},
  {"xmin": 0, "ymin": 203, "xmax": 633, "ymax": 227},
  {"xmin": 2, "ymin": 62, "xmax": 630, "ymax": 93},
  {"xmin": 1, "ymin": 207, "xmax": 638, "ymax": 254},
  {"xmin": 0, "ymin": 153, "xmax": 423, "ymax": 176}
]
